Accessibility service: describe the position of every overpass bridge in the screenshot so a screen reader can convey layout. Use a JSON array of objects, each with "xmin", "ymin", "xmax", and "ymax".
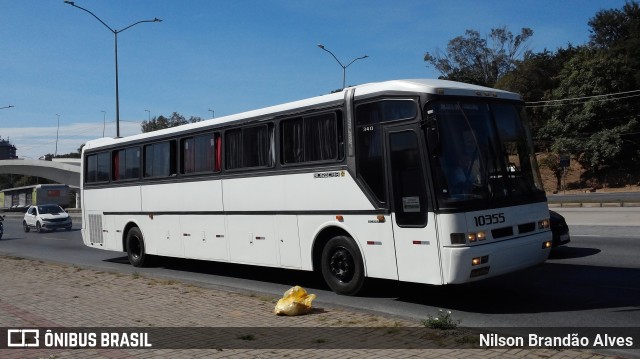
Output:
[
  {"xmin": 0, "ymin": 159, "xmax": 80, "ymax": 188},
  {"xmin": 0, "ymin": 159, "xmax": 81, "ymax": 208}
]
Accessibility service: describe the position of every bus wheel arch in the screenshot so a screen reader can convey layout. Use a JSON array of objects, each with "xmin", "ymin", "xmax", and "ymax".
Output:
[{"xmin": 312, "ymin": 226, "xmax": 366, "ymax": 296}]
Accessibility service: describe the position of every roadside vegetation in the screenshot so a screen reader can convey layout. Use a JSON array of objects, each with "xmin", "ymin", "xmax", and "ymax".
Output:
[{"xmin": 424, "ymin": 1, "xmax": 640, "ymax": 192}]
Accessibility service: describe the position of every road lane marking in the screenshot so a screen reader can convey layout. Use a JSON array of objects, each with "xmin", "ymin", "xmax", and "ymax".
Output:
[{"xmin": 43, "ymin": 236, "xmax": 67, "ymax": 241}]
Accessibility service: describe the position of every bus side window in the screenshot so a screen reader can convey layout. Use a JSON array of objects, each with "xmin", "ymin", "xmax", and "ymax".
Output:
[
  {"xmin": 281, "ymin": 117, "xmax": 304, "ymax": 164},
  {"xmin": 86, "ymin": 154, "xmax": 97, "ymax": 183},
  {"xmin": 144, "ymin": 141, "xmax": 176, "ymax": 178},
  {"xmin": 182, "ymin": 133, "xmax": 219, "ymax": 174},
  {"xmin": 355, "ymin": 124, "xmax": 386, "ymax": 203},
  {"xmin": 96, "ymin": 152, "xmax": 110, "ymax": 182},
  {"xmin": 112, "ymin": 147, "xmax": 140, "ymax": 181},
  {"xmin": 355, "ymin": 102, "xmax": 386, "ymax": 203},
  {"xmin": 389, "ymin": 131, "xmax": 427, "ymax": 226},
  {"xmin": 225, "ymin": 129, "xmax": 242, "ymax": 170},
  {"xmin": 226, "ymin": 125, "xmax": 274, "ymax": 169}
]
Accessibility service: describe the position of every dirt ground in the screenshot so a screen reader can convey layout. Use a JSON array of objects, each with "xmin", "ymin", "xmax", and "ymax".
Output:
[{"xmin": 538, "ymin": 153, "xmax": 640, "ymax": 194}]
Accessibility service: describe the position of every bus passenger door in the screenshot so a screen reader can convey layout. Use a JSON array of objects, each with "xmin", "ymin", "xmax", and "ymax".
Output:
[{"xmin": 385, "ymin": 126, "xmax": 443, "ymax": 285}]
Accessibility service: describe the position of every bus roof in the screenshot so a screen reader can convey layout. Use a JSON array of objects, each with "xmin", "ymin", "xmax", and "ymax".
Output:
[{"xmin": 83, "ymin": 79, "xmax": 520, "ymax": 151}]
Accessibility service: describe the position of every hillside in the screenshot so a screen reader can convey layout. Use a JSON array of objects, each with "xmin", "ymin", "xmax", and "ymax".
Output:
[{"xmin": 538, "ymin": 153, "xmax": 640, "ymax": 194}]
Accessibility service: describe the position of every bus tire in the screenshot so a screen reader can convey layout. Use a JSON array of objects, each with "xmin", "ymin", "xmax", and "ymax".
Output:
[
  {"xmin": 126, "ymin": 227, "xmax": 148, "ymax": 267},
  {"xmin": 321, "ymin": 235, "xmax": 365, "ymax": 296}
]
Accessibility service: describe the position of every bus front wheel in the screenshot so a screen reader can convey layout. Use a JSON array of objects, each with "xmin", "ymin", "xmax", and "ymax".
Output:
[
  {"xmin": 321, "ymin": 235, "xmax": 365, "ymax": 296},
  {"xmin": 126, "ymin": 227, "xmax": 148, "ymax": 267}
]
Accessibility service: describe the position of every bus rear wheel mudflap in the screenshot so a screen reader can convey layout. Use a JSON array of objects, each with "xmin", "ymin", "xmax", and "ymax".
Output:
[
  {"xmin": 126, "ymin": 227, "xmax": 149, "ymax": 267},
  {"xmin": 321, "ymin": 235, "xmax": 365, "ymax": 296}
]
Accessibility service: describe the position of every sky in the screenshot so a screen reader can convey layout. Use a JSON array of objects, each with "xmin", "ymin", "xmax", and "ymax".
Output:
[{"xmin": 0, "ymin": 0, "xmax": 629, "ymax": 160}]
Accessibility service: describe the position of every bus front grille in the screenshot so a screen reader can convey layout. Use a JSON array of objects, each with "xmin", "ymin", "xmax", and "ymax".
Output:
[{"xmin": 88, "ymin": 214, "xmax": 104, "ymax": 245}]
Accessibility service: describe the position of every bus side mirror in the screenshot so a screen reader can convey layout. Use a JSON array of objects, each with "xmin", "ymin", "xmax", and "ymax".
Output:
[
  {"xmin": 426, "ymin": 127, "xmax": 440, "ymax": 155},
  {"xmin": 420, "ymin": 110, "xmax": 440, "ymax": 156},
  {"xmin": 424, "ymin": 111, "xmax": 440, "ymax": 155}
]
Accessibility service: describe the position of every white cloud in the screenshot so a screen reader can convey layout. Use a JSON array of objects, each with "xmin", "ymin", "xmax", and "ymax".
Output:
[{"xmin": 2, "ymin": 121, "xmax": 142, "ymax": 159}]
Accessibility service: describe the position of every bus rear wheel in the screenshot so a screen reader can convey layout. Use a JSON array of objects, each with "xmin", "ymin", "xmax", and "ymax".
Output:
[
  {"xmin": 321, "ymin": 235, "xmax": 365, "ymax": 296},
  {"xmin": 126, "ymin": 227, "xmax": 148, "ymax": 267}
]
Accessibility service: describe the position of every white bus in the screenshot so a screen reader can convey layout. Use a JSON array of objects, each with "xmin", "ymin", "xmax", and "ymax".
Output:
[{"xmin": 81, "ymin": 79, "xmax": 552, "ymax": 295}]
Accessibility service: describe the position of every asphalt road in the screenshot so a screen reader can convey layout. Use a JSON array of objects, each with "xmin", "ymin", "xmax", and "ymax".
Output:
[
  {"xmin": 1, "ymin": 210, "xmax": 638, "ymax": 332},
  {"xmin": 548, "ymin": 191, "xmax": 640, "ymax": 204}
]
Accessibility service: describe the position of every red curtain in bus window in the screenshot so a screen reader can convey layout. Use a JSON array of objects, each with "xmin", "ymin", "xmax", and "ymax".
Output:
[
  {"xmin": 113, "ymin": 151, "xmax": 120, "ymax": 180},
  {"xmin": 215, "ymin": 135, "xmax": 221, "ymax": 172}
]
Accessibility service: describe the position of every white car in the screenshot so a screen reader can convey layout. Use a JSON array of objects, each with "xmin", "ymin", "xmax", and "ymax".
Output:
[{"xmin": 23, "ymin": 204, "xmax": 72, "ymax": 233}]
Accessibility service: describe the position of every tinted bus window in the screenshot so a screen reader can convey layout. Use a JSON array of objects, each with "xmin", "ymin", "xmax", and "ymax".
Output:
[
  {"xmin": 355, "ymin": 100, "xmax": 417, "ymax": 126},
  {"xmin": 113, "ymin": 147, "xmax": 140, "ymax": 181},
  {"xmin": 144, "ymin": 141, "xmax": 176, "ymax": 178},
  {"xmin": 85, "ymin": 152, "xmax": 110, "ymax": 183},
  {"xmin": 182, "ymin": 133, "xmax": 220, "ymax": 174},
  {"xmin": 281, "ymin": 112, "xmax": 341, "ymax": 164},
  {"xmin": 226, "ymin": 124, "xmax": 274, "ymax": 169}
]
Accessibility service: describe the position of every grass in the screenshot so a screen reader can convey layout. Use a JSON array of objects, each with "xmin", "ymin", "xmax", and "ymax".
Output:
[{"xmin": 422, "ymin": 309, "xmax": 461, "ymax": 330}]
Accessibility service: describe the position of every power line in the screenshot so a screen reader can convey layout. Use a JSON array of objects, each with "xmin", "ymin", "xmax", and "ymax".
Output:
[
  {"xmin": 525, "ymin": 89, "xmax": 640, "ymax": 108},
  {"xmin": 526, "ymin": 89, "xmax": 640, "ymax": 104},
  {"xmin": 526, "ymin": 93, "xmax": 640, "ymax": 108}
]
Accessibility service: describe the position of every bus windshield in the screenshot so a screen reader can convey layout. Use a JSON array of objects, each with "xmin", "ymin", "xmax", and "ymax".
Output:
[{"xmin": 427, "ymin": 100, "xmax": 545, "ymax": 209}]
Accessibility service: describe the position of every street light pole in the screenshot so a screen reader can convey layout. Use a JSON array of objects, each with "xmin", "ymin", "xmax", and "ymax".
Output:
[
  {"xmin": 317, "ymin": 44, "xmax": 368, "ymax": 89},
  {"xmin": 101, "ymin": 110, "xmax": 106, "ymax": 137},
  {"xmin": 0, "ymin": 105, "xmax": 14, "ymax": 110},
  {"xmin": 145, "ymin": 109, "xmax": 151, "ymax": 121},
  {"xmin": 208, "ymin": 109, "xmax": 214, "ymax": 119},
  {"xmin": 55, "ymin": 114, "xmax": 61, "ymax": 157},
  {"xmin": 64, "ymin": 1, "xmax": 161, "ymax": 138}
]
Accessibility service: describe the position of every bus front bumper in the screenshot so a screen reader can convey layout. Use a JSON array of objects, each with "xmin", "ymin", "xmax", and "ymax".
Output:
[{"xmin": 443, "ymin": 231, "xmax": 551, "ymax": 284}]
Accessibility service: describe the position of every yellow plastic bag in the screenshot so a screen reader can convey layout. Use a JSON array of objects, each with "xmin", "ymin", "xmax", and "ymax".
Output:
[{"xmin": 274, "ymin": 286, "xmax": 317, "ymax": 316}]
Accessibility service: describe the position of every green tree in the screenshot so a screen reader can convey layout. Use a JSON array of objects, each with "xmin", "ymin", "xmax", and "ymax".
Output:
[
  {"xmin": 537, "ymin": 2, "xmax": 640, "ymax": 174},
  {"xmin": 424, "ymin": 27, "xmax": 534, "ymax": 87},
  {"xmin": 588, "ymin": 1, "xmax": 640, "ymax": 84},
  {"xmin": 141, "ymin": 112, "xmax": 203, "ymax": 133},
  {"xmin": 539, "ymin": 48, "xmax": 639, "ymax": 171},
  {"xmin": 496, "ymin": 46, "xmax": 580, "ymax": 139}
]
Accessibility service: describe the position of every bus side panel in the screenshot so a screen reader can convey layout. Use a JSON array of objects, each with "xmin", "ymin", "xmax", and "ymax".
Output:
[
  {"xmin": 140, "ymin": 215, "xmax": 183, "ymax": 257},
  {"xmin": 297, "ymin": 216, "xmax": 342, "ymax": 271},
  {"xmin": 223, "ymin": 167, "xmax": 374, "ymax": 205},
  {"xmin": 82, "ymin": 186, "xmax": 141, "ymax": 251},
  {"xmin": 223, "ymin": 176, "xmax": 283, "ymax": 266},
  {"xmin": 275, "ymin": 215, "xmax": 302, "ymax": 269},
  {"xmin": 139, "ymin": 181, "xmax": 225, "ymax": 258},
  {"xmin": 297, "ymin": 215, "xmax": 399, "ymax": 280},
  {"xmin": 181, "ymin": 215, "xmax": 228, "ymax": 261},
  {"xmin": 226, "ymin": 215, "xmax": 278, "ymax": 266},
  {"xmin": 221, "ymin": 171, "xmax": 377, "ymax": 269},
  {"xmin": 140, "ymin": 181, "xmax": 224, "ymax": 212},
  {"xmin": 393, "ymin": 212, "xmax": 443, "ymax": 285},
  {"xmin": 283, "ymin": 172, "xmax": 374, "ymax": 211},
  {"xmin": 223, "ymin": 171, "xmax": 374, "ymax": 212}
]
